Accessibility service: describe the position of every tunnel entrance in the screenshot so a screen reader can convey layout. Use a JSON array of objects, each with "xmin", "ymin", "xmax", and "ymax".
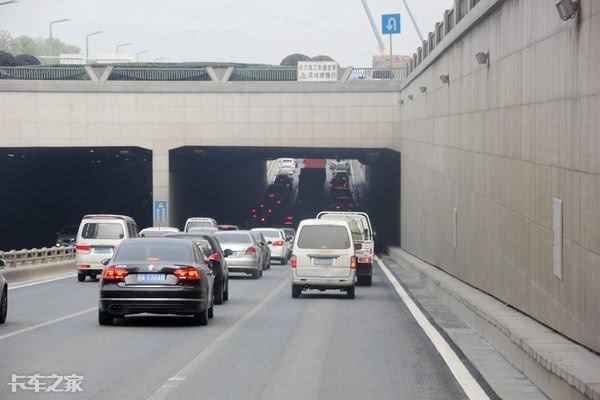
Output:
[
  {"xmin": 169, "ymin": 146, "xmax": 400, "ymax": 251},
  {"xmin": 0, "ymin": 147, "xmax": 152, "ymax": 251}
]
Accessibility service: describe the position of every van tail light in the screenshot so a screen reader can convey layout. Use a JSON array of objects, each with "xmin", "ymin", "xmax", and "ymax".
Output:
[
  {"xmin": 351, "ymin": 256, "xmax": 357, "ymax": 270},
  {"xmin": 174, "ymin": 267, "xmax": 201, "ymax": 281},
  {"xmin": 103, "ymin": 267, "xmax": 128, "ymax": 281},
  {"xmin": 208, "ymin": 252, "xmax": 222, "ymax": 262},
  {"xmin": 291, "ymin": 255, "xmax": 297, "ymax": 269},
  {"xmin": 77, "ymin": 264, "xmax": 90, "ymax": 269},
  {"xmin": 245, "ymin": 247, "xmax": 257, "ymax": 256},
  {"xmin": 76, "ymin": 244, "xmax": 91, "ymax": 253},
  {"xmin": 273, "ymin": 240, "xmax": 284, "ymax": 246}
]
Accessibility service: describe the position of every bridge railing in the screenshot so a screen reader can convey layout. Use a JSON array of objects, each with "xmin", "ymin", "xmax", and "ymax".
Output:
[
  {"xmin": 0, "ymin": 66, "xmax": 89, "ymax": 80},
  {"xmin": 0, "ymin": 246, "xmax": 75, "ymax": 268},
  {"xmin": 347, "ymin": 67, "xmax": 408, "ymax": 81},
  {"xmin": 108, "ymin": 67, "xmax": 211, "ymax": 81},
  {"xmin": 229, "ymin": 67, "xmax": 297, "ymax": 81}
]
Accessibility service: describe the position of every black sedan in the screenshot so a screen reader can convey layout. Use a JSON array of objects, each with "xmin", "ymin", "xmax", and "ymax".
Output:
[
  {"xmin": 167, "ymin": 233, "xmax": 230, "ymax": 305},
  {"xmin": 0, "ymin": 259, "xmax": 7, "ymax": 324},
  {"xmin": 98, "ymin": 238, "xmax": 215, "ymax": 326}
]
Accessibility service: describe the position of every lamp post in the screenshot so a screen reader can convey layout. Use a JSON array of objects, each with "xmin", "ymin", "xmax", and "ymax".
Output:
[
  {"xmin": 116, "ymin": 42, "xmax": 132, "ymax": 53},
  {"xmin": 49, "ymin": 18, "xmax": 70, "ymax": 40},
  {"xmin": 85, "ymin": 30, "xmax": 104, "ymax": 62},
  {"xmin": 136, "ymin": 49, "xmax": 151, "ymax": 62}
]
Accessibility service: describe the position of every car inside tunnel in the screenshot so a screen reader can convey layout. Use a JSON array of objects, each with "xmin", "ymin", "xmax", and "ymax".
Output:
[
  {"xmin": 170, "ymin": 146, "xmax": 400, "ymax": 252},
  {"xmin": 0, "ymin": 147, "xmax": 153, "ymax": 251}
]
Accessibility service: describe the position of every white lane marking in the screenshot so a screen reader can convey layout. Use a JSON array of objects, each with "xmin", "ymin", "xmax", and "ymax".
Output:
[
  {"xmin": 0, "ymin": 307, "xmax": 96, "ymax": 341},
  {"xmin": 376, "ymin": 256, "xmax": 490, "ymax": 400},
  {"xmin": 146, "ymin": 278, "xmax": 289, "ymax": 400},
  {"xmin": 8, "ymin": 274, "xmax": 78, "ymax": 291}
]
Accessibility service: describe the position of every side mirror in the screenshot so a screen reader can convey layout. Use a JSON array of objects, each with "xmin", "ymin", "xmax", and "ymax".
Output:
[
  {"xmin": 224, "ymin": 249, "xmax": 233, "ymax": 257},
  {"xmin": 259, "ymin": 242, "xmax": 266, "ymax": 247},
  {"xmin": 267, "ymin": 241, "xmax": 273, "ymax": 245},
  {"xmin": 0, "ymin": 259, "xmax": 5, "ymax": 269},
  {"xmin": 101, "ymin": 258, "xmax": 111, "ymax": 266}
]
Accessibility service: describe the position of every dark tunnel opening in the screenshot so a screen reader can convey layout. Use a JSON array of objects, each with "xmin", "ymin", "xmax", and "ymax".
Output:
[
  {"xmin": 169, "ymin": 147, "xmax": 401, "ymax": 252},
  {"xmin": 0, "ymin": 147, "xmax": 153, "ymax": 251}
]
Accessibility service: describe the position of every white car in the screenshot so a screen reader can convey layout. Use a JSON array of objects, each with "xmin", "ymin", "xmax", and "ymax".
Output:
[
  {"xmin": 139, "ymin": 226, "xmax": 180, "ymax": 237},
  {"xmin": 291, "ymin": 219, "xmax": 356, "ymax": 299},
  {"xmin": 251, "ymin": 228, "xmax": 289, "ymax": 265},
  {"xmin": 75, "ymin": 214, "xmax": 139, "ymax": 282},
  {"xmin": 278, "ymin": 158, "xmax": 296, "ymax": 175},
  {"xmin": 185, "ymin": 217, "xmax": 218, "ymax": 232}
]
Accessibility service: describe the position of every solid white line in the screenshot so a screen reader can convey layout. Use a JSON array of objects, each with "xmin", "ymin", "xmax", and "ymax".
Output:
[
  {"xmin": 146, "ymin": 278, "xmax": 289, "ymax": 400},
  {"xmin": 376, "ymin": 256, "xmax": 490, "ymax": 400},
  {"xmin": 0, "ymin": 307, "xmax": 96, "ymax": 341},
  {"xmin": 8, "ymin": 274, "xmax": 77, "ymax": 291}
]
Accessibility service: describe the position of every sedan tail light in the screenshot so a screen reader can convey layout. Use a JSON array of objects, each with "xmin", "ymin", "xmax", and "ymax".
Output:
[
  {"xmin": 208, "ymin": 252, "xmax": 222, "ymax": 262},
  {"xmin": 245, "ymin": 247, "xmax": 257, "ymax": 255},
  {"xmin": 291, "ymin": 255, "xmax": 297, "ymax": 269},
  {"xmin": 103, "ymin": 267, "xmax": 128, "ymax": 281},
  {"xmin": 272, "ymin": 240, "xmax": 284, "ymax": 246},
  {"xmin": 351, "ymin": 256, "xmax": 357, "ymax": 270},
  {"xmin": 174, "ymin": 267, "xmax": 201, "ymax": 281}
]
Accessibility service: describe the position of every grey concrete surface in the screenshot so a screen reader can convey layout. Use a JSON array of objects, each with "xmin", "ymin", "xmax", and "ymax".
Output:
[
  {"xmin": 0, "ymin": 263, "xmax": 471, "ymax": 400},
  {"xmin": 1, "ymin": 261, "xmax": 75, "ymax": 284}
]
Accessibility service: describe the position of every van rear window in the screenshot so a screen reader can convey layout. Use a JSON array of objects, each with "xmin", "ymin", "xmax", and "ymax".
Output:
[
  {"xmin": 81, "ymin": 223, "xmax": 124, "ymax": 240},
  {"xmin": 297, "ymin": 225, "xmax": 350, "ymax": 249}
]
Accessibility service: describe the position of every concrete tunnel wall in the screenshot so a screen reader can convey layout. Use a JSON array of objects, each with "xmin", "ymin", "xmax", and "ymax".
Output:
[{"xmin": 395, "ymin": 0, "xmax": 600, "ymax": 352}]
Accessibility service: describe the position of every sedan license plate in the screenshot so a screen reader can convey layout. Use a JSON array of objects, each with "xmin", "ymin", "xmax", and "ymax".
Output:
[
  {"xmin": 313, "ymin": 257, "xmax": 334, "ymax": 266},
  {"xmin": 137, "ymin": 273, "xmax": 166, "ymax": 284},
  {"xmin": 93, "ymin": 247, "xmax": 113, "ymax": 255}
]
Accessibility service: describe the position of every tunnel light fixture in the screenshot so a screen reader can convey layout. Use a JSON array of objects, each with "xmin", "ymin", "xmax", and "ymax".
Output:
[
  {"xmin": 407, "ymin": 94, "xmax": 414, "ymax": 101},
  {"xmin": 89, "ymin": 149, "xmax": 94, "ymax": 153},
  {"xmin": 119, "ymin": 150, "xmax": 130, "ymax": 155},
  {"xmin": 440, "ymin": 74, "xmax": 450, "ymax": 84},
  {"xmin": 7, "ymin": 153, "xmax": 15, "ymax": 157},
  {"xmin": 556, "ymin": 0, "xmax": 579, "ymax": 21},
  {"xmin": 419, "ymin": 86, "xmax": 427, "ymax": 93},
  {"xmin": 475, "ymin": 51, "xmax": 489, "ymax": 65}
]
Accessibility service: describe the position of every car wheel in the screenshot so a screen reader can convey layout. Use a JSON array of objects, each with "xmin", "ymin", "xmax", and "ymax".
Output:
[
  {"xmin": 346, "ymin": 286, "xmax": 355, "ymax": 299},
  {"xmin": 98, "ymin": 309, "xmax": 114, "ymax": 326},
  {"xmin": 292, "ymin": 285, "xmax": 301, "ymax": 298},
  {"xmin": 77, "ymin": 273, "xmax": 85, "ymax": 282},
  {"xmin": 357, "ymin": 276, "xmax": 372, "ymax": 286},
  {"xmin": 214, "ymin": 282, "xmax": 224, "ymax": 305},
  {"xmin": 0, "ymin": 287, "xmax": 7, "ymax": 324},
  {"xmin": 193, "ymin": 307, "xmax": 208, "ymax": 326},
  {"xmin": 251, "ymin": 270, "xmax": 260, "ymax": 279},
  {"xmin": 208, "ymin": 303, "xmax": 214, "ymax": 319},
  {"xmin": 223, "ymin": 280, "xmax": 229, "ymax": 301}
]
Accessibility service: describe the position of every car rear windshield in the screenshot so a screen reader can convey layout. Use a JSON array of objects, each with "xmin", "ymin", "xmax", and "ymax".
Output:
[
  {"xmin": 113, "ymin": 241, "xmax": 192, "ymax": 263},
  {"xmin": 187, "ymin": 221, "xmax": 213, "ymax": 230},
  {"xmin": 214, "ymin": 232, "xmax": 251, "ymax": 244},
  {"xmin": 254, "ymin": 230, "xmax": 280, "ymax": 239},
  {"xmin": 297, "ymin": 225, "xmax": 351, "ymax": 249},
  {"xmin": 81, "ymin": 223, "xmax": 124, "ymax": 240}
]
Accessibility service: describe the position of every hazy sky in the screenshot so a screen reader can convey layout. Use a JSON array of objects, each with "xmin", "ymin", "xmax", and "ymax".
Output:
[{"xmin": 0, "ymin": 0, "xmax": 453, "ymax": 65}]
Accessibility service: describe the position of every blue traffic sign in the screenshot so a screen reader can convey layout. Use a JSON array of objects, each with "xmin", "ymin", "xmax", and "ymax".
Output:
[
  {"xmin": 382, "ymin": 14, "xmax": 401, "ymax": 35},
  {"xmin": 154, "ymin": 200, "xmax": 168, "ymax": 225}
]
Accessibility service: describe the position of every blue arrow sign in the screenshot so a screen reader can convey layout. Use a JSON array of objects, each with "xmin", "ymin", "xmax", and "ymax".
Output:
[
  {"xmin": 154, "ymin": 200, "xmax": 168, "ymax": 225},
  {"xmin": 382, "ymin": 14, "xmax": 401, "ymax": 35}
]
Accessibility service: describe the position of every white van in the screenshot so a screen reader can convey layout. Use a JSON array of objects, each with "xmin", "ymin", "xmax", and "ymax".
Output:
[
  {"xmin": 75, "ymin": 215, "xmax": 138, "ymax": 282},
  {"xmin": 316, "ymin": 211, "xmax": 374, "ymax": 286},
  {"xmin": 291, "ymin": 219, "xmax": 356, "ymax": 299},
  {"xmin": 184, "ymin": 217, "xmax": 218, "ymax": 232}
]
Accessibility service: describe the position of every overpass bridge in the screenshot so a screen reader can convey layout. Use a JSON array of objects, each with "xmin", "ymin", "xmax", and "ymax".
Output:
[{"xmin": 2, "ymin": 1, "xmax": 600, "ymax": 398}]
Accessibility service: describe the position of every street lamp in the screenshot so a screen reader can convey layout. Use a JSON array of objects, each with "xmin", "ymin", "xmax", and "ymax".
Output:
[
  {"xmin": 49, "ymin": 18, "xmax": 70, "ymax": 40},
  {"xmin": 475, "ymin": 51, "xmax": 489, "ymax": 65},
  {"xmin": 136, "ymin": 49, "xmax": 150, "ymax": 62},
  {"xmin": 555, "ymin": 0, "xmax": 579, "ymax": 21},
  {"xmin": 116, "ymin": 42, "xmax": 133, "ymax": 53},
  {"xmin": 0, "ymin": 1, "xmax": 19, "ymax": 6},
  {"xmin": 85, "ymin": 30, "xmax": 104, "ymax": 62}
]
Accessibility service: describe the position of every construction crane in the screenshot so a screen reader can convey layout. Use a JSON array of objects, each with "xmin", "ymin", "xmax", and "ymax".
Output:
[{"xmin": 360, "ymin": 0, "xmax": 425, "ymax": 55}]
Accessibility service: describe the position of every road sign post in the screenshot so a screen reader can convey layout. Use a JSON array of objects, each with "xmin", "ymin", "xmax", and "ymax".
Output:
[{"xmin": 382, "ymin": 13, "xmax": 401, "ymax": 80}]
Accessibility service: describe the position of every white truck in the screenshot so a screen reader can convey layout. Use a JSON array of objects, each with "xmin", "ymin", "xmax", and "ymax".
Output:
[{"xmin": 316, "ymin": 211, "xmax": 374, "ymax": 286}]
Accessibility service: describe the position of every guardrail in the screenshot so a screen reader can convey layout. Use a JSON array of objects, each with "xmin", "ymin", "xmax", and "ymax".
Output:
[
  {"xmin": 0, "ymin": 66, "xmax": 89, "ymax": 80},
  {"xmin": 229, "ymin": 67, "xmax": 297, "ymax": 81},
  {"xmin": 348, "ymin": 67, "xmax": 408, "ymax": 81},
  {"xmin": 0, "ymin": 246, "xmax": 75, "ymax": 268},
  {"xmin": 108, "ymin": 67, "xmax": 211, "ymax": 81}
]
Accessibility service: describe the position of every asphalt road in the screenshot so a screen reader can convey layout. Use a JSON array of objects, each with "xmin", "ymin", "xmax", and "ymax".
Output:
[{"xmin": 0, "ymin": 261, "xmax": 469, "ymax": 400}]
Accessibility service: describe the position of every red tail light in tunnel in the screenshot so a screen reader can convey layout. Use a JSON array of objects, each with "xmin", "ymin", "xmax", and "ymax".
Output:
[
  {"xmin": 291, "ymin": 255, "xmax": 297, "ymax": 269},
  {"xmin": 76, "ymin": 244, "xmax": 91, "ymax": 253}
]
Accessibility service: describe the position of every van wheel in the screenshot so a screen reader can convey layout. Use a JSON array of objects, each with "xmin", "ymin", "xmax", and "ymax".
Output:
[
  {"xmin": 346, "ymin": 286, "xmax": 355, "ymax": 299},
  {"xmin": 292, "ymin": 285, "xmax": 301, "ymax": 298},
  {"xmin": 77, "ymin": 273, "xmax": 85, "ymax": 282},
  {"xmin": 357, "ymin": 276, "xmax": 372, "ymax": 286},
  {"xmin": 98, "ymin": 309, "xmax": 113, "ymax": 326}
]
